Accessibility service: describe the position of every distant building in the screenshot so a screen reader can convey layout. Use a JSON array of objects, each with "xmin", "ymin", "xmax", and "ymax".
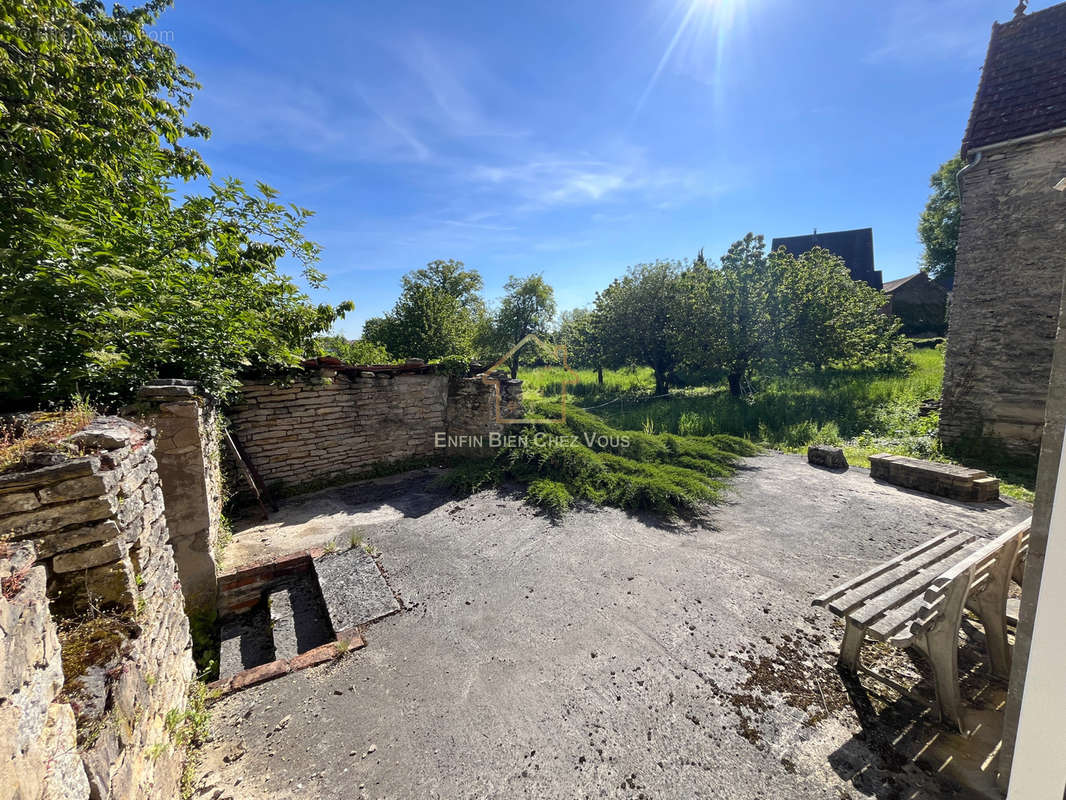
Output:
[
  {"xmin": 939, "ymin": 1, "xmax": 1066, "ymax": 468},
  {"xmin": 882, "ymin": 272, "xmax": 948, "ymax": 336},
  {"xmin": 771, "ymin": 227, "xmax": 883, "ymax": 290}
]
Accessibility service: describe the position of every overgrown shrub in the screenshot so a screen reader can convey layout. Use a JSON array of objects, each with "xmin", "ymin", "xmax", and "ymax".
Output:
[{"xmin": 437, "ymin": 399, "xmax": 757, "ymax": 517}]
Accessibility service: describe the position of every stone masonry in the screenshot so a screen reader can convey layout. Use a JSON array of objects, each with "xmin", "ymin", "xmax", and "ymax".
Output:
[
  {"xmin": 0, "ymin": 417, "xmax": 196, "ymax": 800},
  {"xmin": 135, "ymin": 380, "xmax": 224, "ymax": 612},
  {"xmin": 0, "ymin": 543, "xmax": 89, "ymax": 800},
  {"xmin": 940, "ymin": 134, "xmax": 1066, "ymax": 467},
  {"xmin": 869, "ymin": 453, "xmax": 1000, "ymax": 502},
  {"xmin": 226, "ymin": 366, "xmax": 522, "ymax": 492}
]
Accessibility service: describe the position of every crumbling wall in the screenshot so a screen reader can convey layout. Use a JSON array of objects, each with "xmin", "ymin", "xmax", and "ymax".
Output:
[
  {"xmin": 0, "ymin": 544, "xmax": 89, "ymax": 800},
  {"xmin": 0, "ymin": 417, "xmax": 196, "ymax": 800},
  {"xmin": 225, "ymin": 366, "xmax": 521, "ymax": 492},
  {"xmin": 940, "ymin": 134, "xmax": 1066, "ymax": 468}
]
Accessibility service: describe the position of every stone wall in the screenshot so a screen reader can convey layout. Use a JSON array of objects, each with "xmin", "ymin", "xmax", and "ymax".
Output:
[
  {"xmin": 940, "ymin": 134, "xmax": 1066, "ymax": 468},
  {"xmin": 0, "ymin": 544, "xmax": 88, "ymax": 800},
  {"xmin": 226, "ymin": 367, "xmax": 522, "ymax": 492},
  {"xmin": 135, "ymin": 381, "xmax": 223, "ymax": 611},
  {"xmin": 0, "ymin": 417, "xmax": 196, "ymax": 800}
]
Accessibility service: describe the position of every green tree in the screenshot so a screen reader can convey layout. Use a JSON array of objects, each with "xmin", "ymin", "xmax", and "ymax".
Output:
[
  {"xmin": 699, "ymin": 235, "xmax": 777, "ymax": 397},
  {"xmin": 557, "ymin": 307, "xmax": 605, "ymax": 383},
  {"xmin": 363, "ymin": 260, "xmax": 486, "ymax": 360},
  {"xmin": 681, "ymin": 236, "xmax": 908, "ymax": 397},
  {"xmin": 594, "ymin": 262, "xmax": 685, "ymax": 395},
  {"xmin": 770, "ymin": 246, "xmax": 908, "ymax": 372},
  {"xmin": 316, "ymin": 335, "xmax": 391, "ymax": 365},
  {"xmin": 490, "ymin": 274, "xmax": 556, "ymax": 378},
  {"xmin": 918, "ymin": 154, "xmax": 963, "ymax": 282},
  {"xmin": 0, "ymin": 0, "xmax": 351, "ymax": 409}
]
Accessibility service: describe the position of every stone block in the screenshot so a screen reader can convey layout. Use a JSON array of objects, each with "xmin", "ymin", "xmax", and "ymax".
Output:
[
  {"xmin": 52, "ymin": 540, "xmax": 126, "ymax": 572},
  {"xmin": 807, "ymin": 445, "xmax": 848, "ymax": 469},
  {"xmin": 1, "ymin": 495, "xmax": 116, "ymax": 537},
  {"xmin": 0, "ymin": 457, "xmax": 98, "ymax": 492},
  {"xmin": 33, "ymin": 520, "xmax": 118, "ymax": 559},
  {"xmin": 37, "ymin": 473, "xmax": 113, "ymax": 504},
  {"xmin": 67, "ymin": 416, "xmax": 144, "ymax": 451},
  {"xmin": 0, "ymin": 491, "xmax": 39, "ymax": 514}
]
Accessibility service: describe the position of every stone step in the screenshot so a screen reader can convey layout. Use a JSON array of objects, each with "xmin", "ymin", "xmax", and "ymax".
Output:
[
  {"xmin": 313, "ymin": 547, "xmax": 400, "ymax": 635},
  {"xmin": 218, "ymin": 602, "xmax": 275, "ymax": 679},
  {"xmin": 267, "ymin": 577, "xmax": 334, "ymax": 662}
]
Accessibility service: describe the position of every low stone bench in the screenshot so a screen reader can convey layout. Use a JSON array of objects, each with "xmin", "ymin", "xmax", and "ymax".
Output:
[
  {"xmin": 869, "ymin": 453, "xmax": 999, "ymax": 502},
  {"xmin": 813, "ymin": 517, "xmax": 1030, "ymax": 732}
]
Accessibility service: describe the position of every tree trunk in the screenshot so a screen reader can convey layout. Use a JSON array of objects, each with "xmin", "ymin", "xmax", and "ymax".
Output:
[
  {"xmin": 597, "ymin": 365, "xmax": 604, "ymax": 385},
  {"xmin": 655, "ymin": 370, "xmax": 668, "ymax": 396},
  {"xmin": 728, "ymin": 371, "xmax": 743, "ymax": 397},
  {"xmin": 509, "ymin": 355, "xmax": 519, "ymax": 379}
]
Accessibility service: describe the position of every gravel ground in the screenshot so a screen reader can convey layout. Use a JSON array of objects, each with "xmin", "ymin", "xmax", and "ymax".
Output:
[{"xmin": 197, "ymin": 453, "xmax": 1030, "ymax": 800}]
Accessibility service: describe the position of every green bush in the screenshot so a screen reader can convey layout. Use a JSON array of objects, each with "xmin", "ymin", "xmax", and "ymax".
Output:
[
  {"xmin": 525, "ymin": 479, "xmax": 574, "ymax": 516},
  {"xmin": 438, "ymin": 399, "xmax": 758, "ymax": 518}
]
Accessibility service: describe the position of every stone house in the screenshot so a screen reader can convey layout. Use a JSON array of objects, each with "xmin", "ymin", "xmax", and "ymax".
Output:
[
  {"xmin": 939, "ymin": 1, "xmax": 1066, "ymax": 469},
  {"xmin": 882, "ymin": 272, "xmax": 948, "ymax": 336},
  {"xmin": 771, "ymin": 227, "xmax": 884, "ymax": 290}
]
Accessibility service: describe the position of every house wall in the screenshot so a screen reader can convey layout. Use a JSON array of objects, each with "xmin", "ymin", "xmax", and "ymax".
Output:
[
  {"xmin": 939, "ymin": 134, "xmax": 1066, "ymax": 468},
  {"xmin": 888, "ymin": 280, "xmax": 947, "ymax": 336},
  {"xmin": 225, "ymin": 369, "xmax": 522, "ymax": 493}
]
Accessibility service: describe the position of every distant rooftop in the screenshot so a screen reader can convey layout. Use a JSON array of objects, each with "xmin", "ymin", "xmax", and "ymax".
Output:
[
  {"xmin": 963, "ymin": 2, "xmax": 1066, "ymax": 155},
  {"xmin": 770, "ymin": 227, "xmax": 883, "ymax": 290}
]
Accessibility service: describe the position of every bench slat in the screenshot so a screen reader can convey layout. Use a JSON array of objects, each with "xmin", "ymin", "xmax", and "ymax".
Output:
[
  {"xmin": 874, "ymin": 519, "xmax": 1031, "ymax": 645},
  {"xmin": 822, "ymin": 530, "xmax": 976, "ymax": 617},
  {"xmin": 812, "ymin": 529, "xmax": 965, "ymax": 608},
  {"xmin": 856, "ymin": 548, "xmax": 981, "ymax": 639}
]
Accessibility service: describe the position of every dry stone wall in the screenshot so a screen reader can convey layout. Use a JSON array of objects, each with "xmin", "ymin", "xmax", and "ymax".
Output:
[
  {"xmin": 226, "ymin": 367, "xmax": 522, "ymax": 492},
  {"xmin": 0, "ymin": 417, "xmax": 196, "ymax": 800},
  {"xmin": 0, "ymin": 544, "xmax": 89, "ymax": 800},
  {"xmin": 940, "ymin": 134, "xmax": 1066, "ymax": 467}
]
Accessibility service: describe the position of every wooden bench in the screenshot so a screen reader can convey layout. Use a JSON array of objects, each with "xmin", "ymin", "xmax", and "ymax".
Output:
[{"xmin": 813, "ymin": 517, "xmax": 1031, "ymax": 732}]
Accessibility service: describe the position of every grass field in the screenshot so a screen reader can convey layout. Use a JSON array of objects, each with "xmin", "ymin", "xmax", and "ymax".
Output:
[{"xmin": 519, "ymin": 349, "xmax": 1035, "ymax": 502}]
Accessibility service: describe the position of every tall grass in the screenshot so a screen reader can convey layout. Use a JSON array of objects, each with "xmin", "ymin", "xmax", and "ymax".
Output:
[
  {"xmin": 597, "ymin": 350, "xmax": 943, "ymax": 446},
  {"xmin": 518, "ymin": 365, "xmax": 655, "ymax": 407},
  {"xmin": 520, "ymin": 350, "xmax": 942, "ymax": 443},
  {"xmin": 512, "ymin": 349, "xmax": 1033, "ymax": 501}
]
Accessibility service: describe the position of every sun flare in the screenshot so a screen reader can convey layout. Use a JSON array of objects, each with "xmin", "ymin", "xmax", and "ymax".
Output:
[{"xmin": 634, "ymin": 0, "xmax": 749, "ymax": 118}]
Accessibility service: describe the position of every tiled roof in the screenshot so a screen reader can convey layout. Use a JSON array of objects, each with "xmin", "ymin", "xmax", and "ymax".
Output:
[
  {"xmin": 963, "ymin": 2, "xmax": 1066, "ymax": 155},
  {"xmin": 882, "ymin": 274, "xmax": 921, "ymax": 293}
]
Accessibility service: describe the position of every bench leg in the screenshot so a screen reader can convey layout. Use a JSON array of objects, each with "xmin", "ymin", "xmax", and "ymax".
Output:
[
  {"xmin": 917, "ymin": 630, "xmax": 965, "ymax": 734},
  {"xmin": 839, "ymin": 618, "xmax": 865, "ymax": 671},
  {"xmin": 973, "ymin": 592, "xmax": 1011, "ymax": 680}
]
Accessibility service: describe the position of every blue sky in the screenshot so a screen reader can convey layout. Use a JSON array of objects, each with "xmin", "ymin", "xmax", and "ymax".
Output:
[{"xmin": 160, "ymin": 0, "xmax": 1049, "ymax": 338}]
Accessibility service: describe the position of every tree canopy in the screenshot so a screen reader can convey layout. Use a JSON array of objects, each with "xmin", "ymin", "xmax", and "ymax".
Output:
[
  {"xmin": 489, "ymin": 274, "xmax": 556, "ymax": 378},
  {"xmin": 362, "ymin": 259, "xmax": 486, "ymax": 360},
  {"xmin": 593, "ymin": 261, "xmax": 686, "ymax": 395},
  {"xmin": 0, "ymin": 0, "xmax": 352, "ymax": 409},
  {"xmin": 918, "ymin": 154, "xmax": 963, "ymax": 282}
]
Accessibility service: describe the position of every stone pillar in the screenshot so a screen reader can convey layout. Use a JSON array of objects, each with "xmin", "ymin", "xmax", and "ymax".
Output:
[{"xmin": 135, "ymin": 381, "xmax": 222, "ymax": 611}]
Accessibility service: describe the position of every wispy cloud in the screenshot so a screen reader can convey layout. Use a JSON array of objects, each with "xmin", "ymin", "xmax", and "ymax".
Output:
[{"xmin": 468, "ymin": 150, "xmax": 731, "ymax": 213}]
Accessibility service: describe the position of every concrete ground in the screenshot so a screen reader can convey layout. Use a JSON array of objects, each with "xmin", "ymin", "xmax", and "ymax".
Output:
[{"xmin": 199, "ymin": 453, "xmax": 1030, "ymax": 800}]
